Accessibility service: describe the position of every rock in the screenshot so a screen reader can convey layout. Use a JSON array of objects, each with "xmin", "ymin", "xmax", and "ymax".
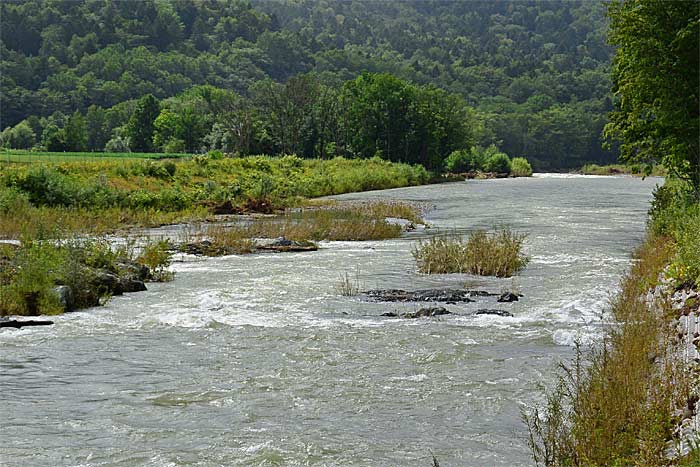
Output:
[
  {"xmin": 364, "ymin": 288, "xmax": 482, "ymax": 303},
  {"xmin": 381, "ymin": 312, "xmax": 399, "ymax": 317},
  {"xmin": 116, "ymin": 259, "xmax": 150, "ymax": 282},
  {"xmin": 475, "ymin": 309, "xmax": 514, "ymax": 317},
  {"xmin": 0, "ymin": 319, "xmax": 54, "ymax": 329},
  {"xmin": 497, "ymin": 292, "xmax": 520, "ymax": 302},
  {"xmin": 402, "ymin": 307, "xmax": 451, "ymax": 319},
  {"xmin": 119, "ymin": 277, "xmax": 147, "ymax": 293},
  {"xmin": 212, "ymin": 200, "xmax": 238, "ymax": 215},
  {"xmin": 91, "ymin": 269, "xmax": 123, "ymax": 295},
  {"xmin": 254, "ymin": 237, "xmax": 318, "ymax": 252},
  {"xmin": 52, "ymin": 285, "xmax": 75, "ymax": 313}
]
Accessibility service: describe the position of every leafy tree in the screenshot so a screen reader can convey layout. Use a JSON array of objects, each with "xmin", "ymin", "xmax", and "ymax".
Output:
[
  {"xmin": 604, "ymin": 0, "xmax": 699, "ymax": 197},
  {"xmin": 64, "ymin": 111, "xmax": 87, "ymax": 151},
  {"xmin": 126, "ymin": 94, "xmax": 160, "ymax": 152},
  {"xmin": 4, "ymin": 120, "xmax": 36, "ymax": 149}
]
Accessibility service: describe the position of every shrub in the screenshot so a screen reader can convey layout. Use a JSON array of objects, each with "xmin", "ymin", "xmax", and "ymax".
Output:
[
  {"xmin": 443, "ymin": 149, "xmax": 473, "ymax": 173},
  {"xmin": 668, "ymin": 211, "xmax": 700, "ymax": 287},
  {"xmin": 510, "ymin": 157, "xmax": 533, "ymax": 177},
  {"xmin": 413, "ymin": 228, "xmax": 528, "ymax": 277},
  {"xmin": 484, "ymin": 152, "xmax": 512, "ymax": 174},
  {"xmin": 137, "ymin": 240, "xmax": 174, "ymax": 281}
]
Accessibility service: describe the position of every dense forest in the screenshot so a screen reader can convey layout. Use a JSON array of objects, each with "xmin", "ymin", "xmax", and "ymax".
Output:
[{"xmin": 0, "ymin": 0, "xmax": 616, "ymax": 169}]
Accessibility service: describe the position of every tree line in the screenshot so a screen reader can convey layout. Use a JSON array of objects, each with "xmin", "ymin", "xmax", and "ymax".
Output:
[
  {"xmin": 1, "ymin": 73, "xmax": 482, "ymax": 170},
  {"xmin": 1, "ymin": 0, "xmax": 617, "ymax": 169}
]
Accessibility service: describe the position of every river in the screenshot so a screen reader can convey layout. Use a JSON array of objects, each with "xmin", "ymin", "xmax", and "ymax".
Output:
[{"xmin": 1, "ymin": 174, "xmax": 659, "ymax": 466}]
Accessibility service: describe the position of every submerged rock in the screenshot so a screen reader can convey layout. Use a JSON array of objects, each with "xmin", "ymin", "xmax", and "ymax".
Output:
[
  {"xmin": 254, "ymin": 237, "xmax": 318, "ymax": 252},
  {"xmin": 380, "ymin": 307, "xmax": 452, "ymax": 319},
  {"xmin": 475, "ymin": 309, "xmax": 514, "ymax": 317},
  {"xmin": 0, "ymin": 318, "xmax": 54, "ymax": 329},
  {"xmin": 403, "ymin": 307, "xmax": 452, "ymax": 319},
  {"xmin": 364, "ymin": 288, "xmax": 488, "ymax": 303},
  {"xmin": 497, "ymin": 292, "xmax": 520, "ymax": 302}
]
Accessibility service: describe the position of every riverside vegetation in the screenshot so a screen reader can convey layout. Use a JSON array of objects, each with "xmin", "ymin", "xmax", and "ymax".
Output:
[
  {"xmin": 0, "ymin": 155, "xmax": 429, "ymax": 316},
  {"xmin": 524, "ymin": 182, "xmax": 700, "ymax": 466},
  {"xmin": 412, "ymin": 228, "xmax": 529, "ymax": 277}
]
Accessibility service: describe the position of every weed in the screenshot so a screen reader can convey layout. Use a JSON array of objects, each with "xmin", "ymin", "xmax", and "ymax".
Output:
[
  {"xmin": 336, "ymin": 268, "xmax": 361, "ymax": 296},
  {"xmin": 413, "ymin": 228, "xmax": 528, "ymax": 277},
  {"xmin": 137, "ymin": 240, "xmax": 174, "ymax": 281}
]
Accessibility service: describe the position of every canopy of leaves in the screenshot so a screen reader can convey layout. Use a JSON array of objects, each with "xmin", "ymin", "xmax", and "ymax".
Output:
[
  {"xmin": 604, "ymin": 0, "xmax": 700, "ymax": 195},
  {"xmin": 0, "ymin": 0, "xmax": 617, "ymax": 168}
]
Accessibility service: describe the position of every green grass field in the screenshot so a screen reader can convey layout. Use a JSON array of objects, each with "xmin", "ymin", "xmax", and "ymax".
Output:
[{"xmin": 0, "ymin": 149, "xmax": 192, "ymax": 163}]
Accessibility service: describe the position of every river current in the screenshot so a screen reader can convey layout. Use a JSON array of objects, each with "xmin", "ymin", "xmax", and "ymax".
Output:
[{"xmin": 1, "ymin": 175, "xmax": 659, "ymax": 466}]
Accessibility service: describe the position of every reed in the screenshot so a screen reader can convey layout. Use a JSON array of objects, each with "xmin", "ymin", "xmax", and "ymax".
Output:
[
  {"xmin": 413, "ymin": 228, "xmax": 528, "ymax": 277},
  {"xmin": 335, "ymin": 268, "xmax": 362, "ymax": 296}
]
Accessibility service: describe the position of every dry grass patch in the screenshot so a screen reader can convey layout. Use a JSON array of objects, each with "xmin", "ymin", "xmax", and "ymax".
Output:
[{"xmin": 413, "ymin": 228, "xmax": 528, "ymax": 277}]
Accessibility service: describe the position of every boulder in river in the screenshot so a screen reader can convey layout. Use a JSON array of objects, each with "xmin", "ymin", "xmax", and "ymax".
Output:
[
  {"xmin": 53, "ymin": 285, "xmax": 75, "ymax": 313},
  {"xmin": 254, "ymin": 237, "xmax": 318, "ymax": 252},
  {"xmin": 403, "ymin": 307, "xmax": 451, "ymax": 319},
  {"xmin": 475, "ymin": 309, "xmax": 514, "ymax": 317},
  {"xmin": 364, "ymin": 288, "xmax": 484, "ymax": 303},
  {"xmin": 497, "ymin": 292, "xmax": 520, "ymax": 303},
  {"xmin": 380, "ymin": 307, "xmax": 452, "ymax": 319}
]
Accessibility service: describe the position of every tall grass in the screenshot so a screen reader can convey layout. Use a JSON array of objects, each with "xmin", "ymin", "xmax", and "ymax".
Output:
[
  {"xmin": 524, "ymin": 235, "xmax": 692, "ymax": 466},
  {"xmin": 412, "ymin": 228, "xmax": 528, "ymax": 277}
]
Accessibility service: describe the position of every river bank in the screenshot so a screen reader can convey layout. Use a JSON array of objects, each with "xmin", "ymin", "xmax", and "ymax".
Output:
[{"xmin": 526, "ymin": 180, "xmax": 700, "ymax": 466}]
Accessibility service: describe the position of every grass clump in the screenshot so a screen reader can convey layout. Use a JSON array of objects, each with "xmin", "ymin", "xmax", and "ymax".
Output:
[
  {"xmin": 336, "ymin": 268, "xmax": 362, "ymax": 296},
  {"xmin": 412, "ymin": 228, "xmax": 528, "ymax": 277}
]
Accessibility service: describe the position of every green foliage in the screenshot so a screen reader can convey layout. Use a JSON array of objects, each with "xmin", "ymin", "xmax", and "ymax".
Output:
[
  {"xmin": 510, "ymin": 157, "xmax": 533, "ymax": 177},
  {"xmin": 0, "ymin": 0, "xmax": 616, "ymax": 169},
  {"xmin": 137, "ymin": 240, "xmax": 173, "ymax": 282},
  {"xmin": 105, "ymin": 136, "xmax": 131, "ymax": 153},
  {"xmin": 1, "ymin": 121, "xmax": 36, "ymax": 149},
  {"xmin": 443, "ymin": 150, "xmax": 473, "ymax": 173},
  {"xmin": 0, "ymin": 240, "xmax": 67, "ymax": 316},
  {"xmin": 605, "ymin": 0, "xmax": 700, "ymax": 197},
  {"xmin": 484, "ymin": 152, "xmax": 512, "ymax": 174},
  {"xmin": 126, "ymin": 94, "xmax": 160, "ymax": 152}
]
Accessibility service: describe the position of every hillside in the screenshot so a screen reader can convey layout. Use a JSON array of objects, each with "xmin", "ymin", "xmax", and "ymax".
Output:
[{"xmin": 0, "ymin": 0, "xmax": 615, "ymax": 168}]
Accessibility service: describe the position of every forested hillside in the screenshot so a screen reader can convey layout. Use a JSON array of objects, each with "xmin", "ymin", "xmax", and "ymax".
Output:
[{"xmin": 0, "ymin": 0, "xmax": 615, "ymax": 168}]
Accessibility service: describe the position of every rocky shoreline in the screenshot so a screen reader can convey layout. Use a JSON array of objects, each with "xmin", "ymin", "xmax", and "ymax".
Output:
[{"xmin": 646, "ymin": 276, "xmax": 700, "ymax": 459}]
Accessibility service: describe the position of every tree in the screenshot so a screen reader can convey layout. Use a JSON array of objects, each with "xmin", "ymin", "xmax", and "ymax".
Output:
[
  {"xmin": 604, "ymin": 0, "xmax": 700, "ymax": 197},
  {"xmin": 126, "ymin": 94, "xmax": 160, "ymax": 152},
  {"xmin": 5, "ymin": 120, "xmax": 36, "ymax": 149},
  {"xmin": 64, "ymin": 111, "xmax": 87, "ymax": 151}
]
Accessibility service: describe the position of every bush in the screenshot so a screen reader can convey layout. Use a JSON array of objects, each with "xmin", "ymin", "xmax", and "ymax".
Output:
[
  {"xmin": 137, "ymin": 240, "xmax": 174, "ymax": 281},
  {"xmin": 484, "ymin": 152, "xmax": 512, "ymax": 174},
  {"xmin": 164, "ymin": 138, "xmax": 186, "ymax": 153},
  {"xmin": 413, "ymin": 228, "xmax": 528, "ymax": 277},
  {"xmin": 668, "ymin": 211, "xmax": 700, "ymax": 287},
  {"xmin": 510, "ymin": 157, "xmax": 533, "ymax": 177},
  {"xmin": 443, "ymin": 149, "xmax": 473, "ymax": 172}
]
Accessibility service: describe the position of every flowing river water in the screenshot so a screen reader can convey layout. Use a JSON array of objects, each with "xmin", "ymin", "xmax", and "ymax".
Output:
[{"xmin": 1, "ymin": 174, "xmax": 660, "ymax": 466}]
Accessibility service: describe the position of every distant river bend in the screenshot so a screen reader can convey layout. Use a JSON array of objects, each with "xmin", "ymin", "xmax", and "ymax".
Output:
[{"xmin": 1, "ymin": 174, "xmax": 659, "ymax": 466}]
